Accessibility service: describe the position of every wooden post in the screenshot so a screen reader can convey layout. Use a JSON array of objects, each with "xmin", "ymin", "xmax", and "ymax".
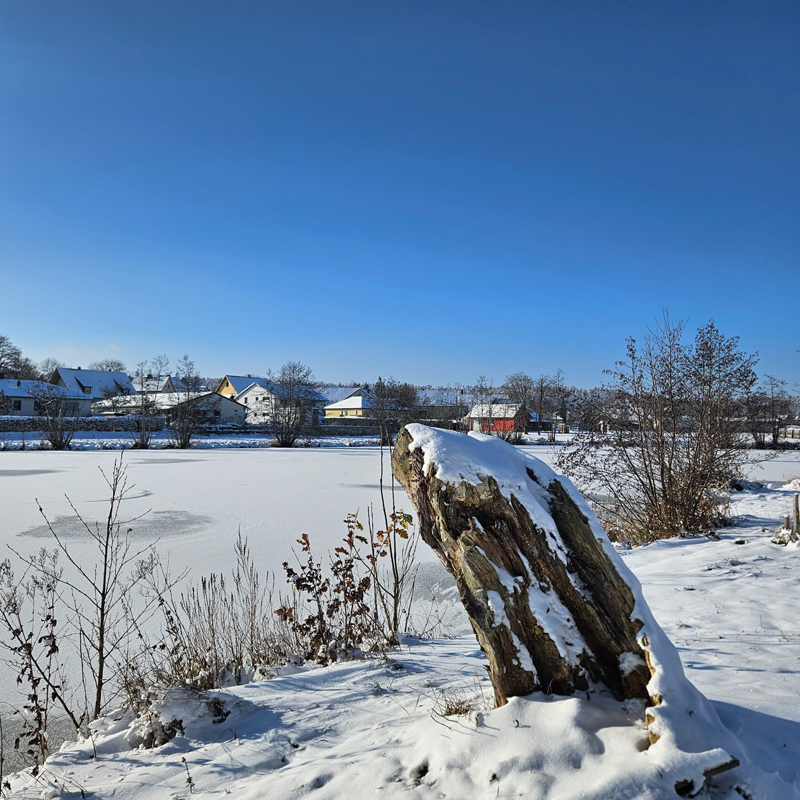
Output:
[{"xmin": 793, "ymin": 494, "xmax": 799, "ymax": 537}]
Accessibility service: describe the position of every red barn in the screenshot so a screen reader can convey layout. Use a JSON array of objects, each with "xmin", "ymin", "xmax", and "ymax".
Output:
[{"xmin": 466, "ymin": 403, "xmax": 530, "ymax": 434}]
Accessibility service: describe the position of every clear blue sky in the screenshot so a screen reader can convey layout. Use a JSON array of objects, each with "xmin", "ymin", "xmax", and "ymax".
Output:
[{"xmin": 1, "ymin": 1, "xmax": 798, "ymax": 387}]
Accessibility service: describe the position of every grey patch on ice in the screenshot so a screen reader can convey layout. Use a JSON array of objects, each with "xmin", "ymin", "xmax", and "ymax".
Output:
[
  {"xmin": 0, "ymin": 469, "xmax": 64, "ymax": 477},
  {"xmin": 338, "ymin": 483, "xmax": 384, "ymax": 490},
  {"xmin": 19, "ymin": 510, "xmax": 214, "ymax": 540}
]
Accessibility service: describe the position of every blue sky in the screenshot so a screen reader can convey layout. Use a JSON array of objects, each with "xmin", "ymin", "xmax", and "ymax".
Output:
[{"xmin": 1, "ymin": 1, "xmax": 798, "ymax": 387}]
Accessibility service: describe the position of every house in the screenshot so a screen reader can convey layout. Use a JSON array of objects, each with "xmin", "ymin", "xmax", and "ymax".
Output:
[
  {"xmin": 324, "ymin": 393, "xmax": 374, "ymax": 418},
  {"xmin": 215, "ymin": 375, "xmax": 265, "ymax": 397},
  {"xmin": 319, "ymin": 386, "xmax": 371, "ymax": 405},
  {"xmin": 51, "ymin": 368, "xmax": 135, "ymax": 401},
  {"xmin": 236, "ymin": 380, "xmax": 327, "ymax": 425},
  {"xmin": 235, "ymin": 381, "xmax": 277, "ymax": 424},
  {"xmin": 131, "ymin": 375, "xmax": 186, "ymax": 394},
  {"xmin": 166, "ymin": 392, "xmax": 246, "ymax": 425},
  {"xmin": 0, "ymin": 379, "xmax": 92, "ymax": 417},
  {"xmin": 466, "ymin": 403, "xmax": 530, "ymax": 433},
  {"xmin": 414, "ymin": 388, "xmax": 472, "ymax": 429}
]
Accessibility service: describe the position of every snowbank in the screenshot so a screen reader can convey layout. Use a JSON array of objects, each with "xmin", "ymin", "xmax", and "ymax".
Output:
[{"xmin": 9, "ymin": 636, "xmax": 795, "ymax": 799}]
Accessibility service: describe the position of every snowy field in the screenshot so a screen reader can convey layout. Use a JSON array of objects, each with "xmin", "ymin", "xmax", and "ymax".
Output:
[{"xmin": 2, "ymin": 445, "xmax": 800, "ymax": 797}]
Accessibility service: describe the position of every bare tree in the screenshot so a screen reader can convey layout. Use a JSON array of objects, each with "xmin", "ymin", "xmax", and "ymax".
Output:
[
  {"xmin": 745, "ymin": 388, "xmax": 770, "ymax": 448},
  {"xmin": 558, "ymin": 315, "xmax": 759, "ymax": 543},
  {"xmin": 502, "ymin": 371, "xmax": 536, "ymax": 410},
  {"xmin": 28, "ymin": 383, "xmax": 82, "ymax": 450},
  {"xmin": 150, "ymin": 354, "xmax": 170, "ymax": 378},
  {"xmin": 564, "ymin": 386, "xmax": 607, "ymax": 433},
  {"xmin": 0, "ymin": 335, "xmax": 20, "ymax": 375},
  {"xmin": 87, "ymin": 358, "xmax": 127, "ymax": 373},
  {"xmin": 371, "ymin": 377, "xmax": 420, "ymax": 445},
  {"xmin": 267, "ymin": 361, "xmax": 320, "ymax": 447},
  {"xmin": 0, "ymin": 334, "xmax": 40, "ymax": 379},
  {"xmin": 547, "ymin": 368, "xmax": 568, "ymax": 442},
  {"xmin": 0, "ymin": 457, "xmax": 164, "ymax": 740},
  {"xmin": 422, "ymin": 386, "xmax": 470, "ymax": 431},
  {"xmin": 760, "ymin": 375, "xmax": 790, "ymax": 447},
  {"xmin": 38, "ymin": 357, "xmax": 65, "ymax": 380},
  {"xmin": 471, "ymin": 375, "xmax": 496, "ymax": 434},
  {"xmin": 129, "ymin": 361, "xmax": 163, "ymax": 448},
  {"xmin": 169, "ymin": 355, "xmax": 203, "ymax": 448}
]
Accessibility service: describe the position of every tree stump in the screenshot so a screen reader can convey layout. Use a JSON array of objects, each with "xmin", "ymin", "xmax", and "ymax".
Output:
[
  {"xmin": 392, "ymin": 424, "xmax": 653, "ymax": 706},
  {"xmin": 391, "ymin": 425, "xmax": 741, "ymax": 792}
]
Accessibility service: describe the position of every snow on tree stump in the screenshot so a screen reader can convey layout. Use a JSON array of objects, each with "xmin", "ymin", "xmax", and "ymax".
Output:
[{"xmin": 392, "ymin": 425, "xmax": 740, "ymax": 792}]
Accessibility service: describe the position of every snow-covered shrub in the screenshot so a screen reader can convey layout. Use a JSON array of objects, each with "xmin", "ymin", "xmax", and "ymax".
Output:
[
  {"xmin": 125, "ymin": 710, "xmax": 184, "ymax": 749},
  {"xmin": 558, "ymin": 316, "xmax": 761, "ymax": 543}
]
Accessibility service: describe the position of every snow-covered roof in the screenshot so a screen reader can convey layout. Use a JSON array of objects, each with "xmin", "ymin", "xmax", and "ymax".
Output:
[
  {"xmin": 131, "ymin": 375, "xmax": 185, "ymax": 393},
  {"xmin": 219, "ymin": 375, "xmax": 268, "ymax": 395},
  {"xmin": 467, "ymin": 403, "xmax": 524, "ymax": 419},
  {"xmin": 233, "ymin": 379, "xmax": 275, "ymax": 397},
  {"xmin": 173, "ymin": 392, "xmax": 245, "ymax": 409},
  {"xmin": 417, "ymin": 388, "xmax": 472, "ymax": 405},
  {"xmin": 52, "ymin": 368, "xmax": 135, "ymax": 400},
  {"xmin": 94, "ymin": 391, "xmax": 209, "ymax": 411},
  {"xmin": 0, "ymin": 379, "xmax": 85, "ymax": 399},
  {"xmin": 325, "ymin": 395, "xmax": 373, "ymax": 411},
  {"xmin": 318, "ymin": 386, "xmax": 370, "ymax": 404},
  {"xmin": 236, "ymin": 381, "xmax": 327, "ymax": 403}
]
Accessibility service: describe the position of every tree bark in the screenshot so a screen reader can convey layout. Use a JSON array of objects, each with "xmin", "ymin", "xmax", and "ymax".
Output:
[{"xmin": 392, "ymin": 425, "xmax": 652, "ymax": 707}]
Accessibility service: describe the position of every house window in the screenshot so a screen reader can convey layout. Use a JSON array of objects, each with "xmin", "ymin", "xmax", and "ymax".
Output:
[
  {"xmin": 341, "ymin": 410, "xmax": 347, "ymax": 416},
  {"xmin": 84, "ymin": 387, "xmax": 92, "ymax": 395},
  {"xmin": 12, "ymin": 400, "xmax": 21, "ymax": 411},
  {"xmin": 244, "ymin": 397, "xmax": 248, "ymax": 404}
]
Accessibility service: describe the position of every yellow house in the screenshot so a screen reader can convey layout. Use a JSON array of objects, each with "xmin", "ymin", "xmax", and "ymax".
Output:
[
  {"xmin": 215, "ymin": 375, "xmax": 263, "ymax": 397},
  {"xmin": 324, "ymin": 393, "xmax": 373, "ymax": 418}
]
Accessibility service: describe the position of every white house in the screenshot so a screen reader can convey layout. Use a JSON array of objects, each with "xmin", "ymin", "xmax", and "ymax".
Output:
[
  {"xmin": 0, "ymin": 379, "xmax": 92, "ymax": 417},
  {"xmin": 235, "ymin": 380, "xmax": 327, "ymax": 425},
  {"xmin": 51, "ymin": 368, "xmax": 136, "ymax": 401},
  {"xmin": 236, "ymin": 381, "xmax": 276, "ymax": 424}
]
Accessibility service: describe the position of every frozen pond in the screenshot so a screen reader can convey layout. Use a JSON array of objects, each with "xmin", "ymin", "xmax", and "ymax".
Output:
[
  {"xmin": 1, "ymin": 447, "xmax": 434, "ymax": 580},
  {"xmin": 1, "ymin": 444, "xmax": 795, "ymax": 580}
]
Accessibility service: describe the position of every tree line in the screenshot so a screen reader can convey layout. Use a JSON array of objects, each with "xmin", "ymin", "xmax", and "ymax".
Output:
[{"xmin": 1, "ymin": 328, "xmax": 798, "ymax": 452}]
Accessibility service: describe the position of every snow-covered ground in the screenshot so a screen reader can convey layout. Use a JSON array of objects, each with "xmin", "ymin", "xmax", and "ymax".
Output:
[{"xmin": 1, "ymin": 446, "xmax": 799, "ymax": 798}]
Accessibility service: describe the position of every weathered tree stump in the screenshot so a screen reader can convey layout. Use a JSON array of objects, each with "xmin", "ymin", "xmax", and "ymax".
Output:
[
  {"xmin": 392, "ymin": 425, "xmax": 742, "ymax": 793},
  {"xmin": 392, "ymin": 424, "xmax": 652, "ymax": 706}
]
